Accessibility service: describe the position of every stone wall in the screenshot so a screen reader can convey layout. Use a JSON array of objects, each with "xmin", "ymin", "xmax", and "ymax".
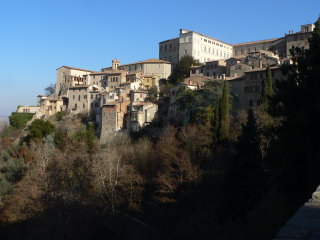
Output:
[{"xmin": 274, "ymin": 186, "xmax": 320, "ymax": 240}]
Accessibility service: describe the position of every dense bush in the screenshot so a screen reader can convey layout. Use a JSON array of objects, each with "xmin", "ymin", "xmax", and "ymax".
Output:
[
  {"xmin": 27, "ymin": 119, "xmax": 55, "ymax": 142},
  {"xmin": 9, "ymin": 112, "xmax": 34, "ymax": 129},
  {"xmin": 55, "ymin": 111, "xmax": 65, "ymax": 121}
]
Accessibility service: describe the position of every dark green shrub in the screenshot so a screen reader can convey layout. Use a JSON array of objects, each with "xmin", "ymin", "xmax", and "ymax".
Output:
[
  {"xmin": 27, "ymin": 119, "xmax": 55, "ymax": 142},
  {"xmin": 0, "ymin": 174, "xmax": 12, "ymax": 195},
  {"xmin": 9, "ymin": 112, "xmax": 34, "ymax": 129},
  {"xmin": 55, "ymin": 111, "xmax": 65, "ymax": 121},
  {"xmin": 2, "ymin": 157, "xmax": 28, "ymax": 183}
]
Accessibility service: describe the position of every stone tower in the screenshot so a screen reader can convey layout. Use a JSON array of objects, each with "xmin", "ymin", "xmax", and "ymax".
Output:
[{"xmin": 112, "ymin": 58, "xmax": 120, "ymax": 70}]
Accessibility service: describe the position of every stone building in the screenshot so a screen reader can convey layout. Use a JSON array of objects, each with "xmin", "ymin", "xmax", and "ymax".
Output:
[
  {"xmin": 141, "ymin": 75, "xmax": 159, "ymax": 90},
  {"xmin": 100, "ymin": 98, "xmax": 130, "ymax": 142},
  {"xmin": 233, "ymin": 38, "xmax": 279, "ymax": 56},
  {"xmin": 16, "ymin": 106, "xmax": 40, "ymax": 114},
  {"xmin": 233, "ymin": 23, "xmax": 315, "ymax": 58},
  {"xmin": 39, "ymin": 97, "xmax": 64, "ymax": 117},
  {"xmin": 128, "ymin": 102, "xmax": 158, "ymax": 132},
  {"xmin": 190, "ymin": 60, "xmax": 227, "ymax": 78},
  {"xmin": 130, "ymin": 89, "xmax": 148, "ymax": 103},
  {"xmin": 37, "ymin": 95, "xmax": 48, "ymax": 106},
  {"xmin": 226, "ymin": 50, "xmax": 280, "ymax": 77},
  {"xmin": 67, "ymin": 85, "xmax": 102, "ymax": 120},
  {"xmin": 102, "ymin": 58, "xmax": 172, "ymax": 80},
  {"xmin": 159, "ymin": 29, "xmax": 233, "ymax": 65},
  {"xmin": 56, "ymin": 66, "xmax": 96, "ymax": 96},
  {"xmin": 229, "ymin": 66, "xmax": 284, "ymax": 111}
]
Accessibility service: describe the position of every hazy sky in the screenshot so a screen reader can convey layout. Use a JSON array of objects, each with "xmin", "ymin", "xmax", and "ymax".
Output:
[{"xmin": 0, "ymin": 0, "xmax": 319, "ymax": 117}]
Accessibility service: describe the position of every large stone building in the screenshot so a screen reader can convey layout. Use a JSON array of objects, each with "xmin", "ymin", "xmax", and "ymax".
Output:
[
  {"xmin": 229, "ymin": 66, "xmax": 284, "ymax": 110},
  {"xmin": 159, "ymin": 29, "xmax": 233, "ymax": 65},
  {"xmin": 101, "ymin": 58, "xmax": 171, "ymax": 80},
  {"xmin": 56, "ymin": 66, "xmax": 96, "ymax": 96},
  {"xmin": 67, "ymin": 85, "xmax": 102, "ymax": 120},
  {"xmin": 128, "ymin": 102, "xmax": 158, "ymax": 132},
  {"xmin": 233, "ymin": 23, "xmax": 315, "ymax": 58}
]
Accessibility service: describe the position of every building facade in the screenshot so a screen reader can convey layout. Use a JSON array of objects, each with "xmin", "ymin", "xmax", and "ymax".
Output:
[
  {"xmin": 102, "ymin": 59, "xmax": 171, "ymax": 80},
  {"xmin": 159, "ymin": 29, "xmax": 233, "ymax": 65},
  {"xmin": 233, "ymin": 23, "xmax": 315, "ymax": 58},
  {"xmin": 56, "ymin": 66, "xmax": 96, "ymax": 97}
]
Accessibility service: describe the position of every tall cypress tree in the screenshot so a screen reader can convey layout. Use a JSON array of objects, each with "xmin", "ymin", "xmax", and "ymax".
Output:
[
  {"xmin": 214, "ymin": 81, "xmax": 230, "ymax": 141},
  {"xmin": 261, "ymin": 65, "xmax": 273, "ymax": 110},
  {"xmin": 220, "ymin": 108, "xmax": 264, "ymax": 218}
]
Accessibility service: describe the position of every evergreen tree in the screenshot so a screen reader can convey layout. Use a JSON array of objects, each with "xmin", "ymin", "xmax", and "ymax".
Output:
[
  {"xmin": 238, "ymin": 108, "xmax": 261, "ymax": 161},
  {"xmin": 168, "ymin": 56, "xmax": 201, "ymax": 84},
  {"xmin": 220, "ymin": 108, "xmax": 264, "ymax": 218},
  {"xmin": 214, "ymin": 81, "xmax": 230, "ymax": 141},
  {"xmin": 270, "ymin": 17, "xmax": 320, "ymax": 197},
  {"xmin": 261, "ymin": 65, "xmax": 273, "ymax": 110}
]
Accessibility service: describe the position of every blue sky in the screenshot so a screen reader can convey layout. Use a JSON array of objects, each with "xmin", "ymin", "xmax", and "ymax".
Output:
[{"xmin": 0, "ymin": 0, "xmax": 319, "ymax": 117}]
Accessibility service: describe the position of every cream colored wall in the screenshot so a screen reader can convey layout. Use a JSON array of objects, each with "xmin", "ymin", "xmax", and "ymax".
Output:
[
  {"xmin": 17, "ymin": 106, "xmax": 40, "ymax": 113},
  {"xmin": 56, "ymin": 67, "xmax": 93, "ymax": 96},
  {"xmin": 121, "ymin": 63, "xmax": 171, "ymax": 79},
  {"xmin": 40, "ymin": 99, "xmax": 63, "ymax": 117},
  {"xmin": 143, "ymin": 63, "xmax": 171, "ymax": 79},
  {"xmin": 182, "ymin": 32, "xmax": 233, "ymax": 63}
]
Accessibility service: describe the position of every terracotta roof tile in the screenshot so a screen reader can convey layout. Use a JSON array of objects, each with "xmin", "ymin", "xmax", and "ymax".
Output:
[{"xmin": 57, "ymin": 66, "xmax": 96, "ymax": 72}]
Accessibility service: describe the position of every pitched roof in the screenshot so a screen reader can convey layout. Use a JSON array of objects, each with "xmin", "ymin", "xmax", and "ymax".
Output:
[
  {"xmin": 56, "ymin": 66, "xmax": 96, "ymax": 72},
  {"xmin": 89, "ymin": 72, "xmax": 111, "ymax": 75},
  {"xmin": 228, "ymin": 54, "xmax": 247, "ymax": 60},
  {"xmin": 159, "ymin": 37, "xmax": 179, "ymax": 44},
  {"xmin": 119, "ymin": 59, "xmax": 171, "ymax": 67},
  {"xmin": 184, "ymin": 75, "xmax": 214, "ymax": 86},
  {"xmin": 244, "ymin": 66, "xmax": 280, "ymax": 73},
  {"xmin": 179, "ymin": 29, "xmax": 233, "ymax": 46},
  {"xmin": 232, "ymin": 38, "xmax": 281, "ymax": 46},
  {"xmin": 103, "ymin": 101, "xmax": 118, "ymax": 106},
  {"xmin": 69, "ymin": 85, "xmax": 89, "ymax": 88}
]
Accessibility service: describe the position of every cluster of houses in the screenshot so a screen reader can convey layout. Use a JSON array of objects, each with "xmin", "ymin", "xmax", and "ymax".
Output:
[{"xmin": 17, "ymin": 21, "xmax": 315, "ymax": 142}]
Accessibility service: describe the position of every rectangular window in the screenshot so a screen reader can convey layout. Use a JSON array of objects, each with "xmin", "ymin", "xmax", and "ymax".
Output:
[
  {"xmin": 78, "ymin": 95, "xmax": 80, "ymax": 101},
  {"xmin": 83, "ymin": 103, "xmax": 85, "ymax": 109},
  {"xmin": 73, "ymin": 95, "xmax": 75, "ymax": 99}
]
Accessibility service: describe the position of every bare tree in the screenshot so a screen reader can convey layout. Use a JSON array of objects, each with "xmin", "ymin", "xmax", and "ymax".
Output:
[
  {"xmin": 93, "ymin": 149, "xmax": 126, "ymax": 213},
  {"xmin": 44, "ymin": 83, "xmax": 56, "ymax": 96}
]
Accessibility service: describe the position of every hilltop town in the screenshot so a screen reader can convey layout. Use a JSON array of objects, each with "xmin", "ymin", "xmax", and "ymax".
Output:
[
  {"xmin": 2, "ymin": 18, "xmax": 320, "ymax": 240},
  {"xmin": 15, "ymin": 21, "xmax": 314, "ymax": 142}
]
